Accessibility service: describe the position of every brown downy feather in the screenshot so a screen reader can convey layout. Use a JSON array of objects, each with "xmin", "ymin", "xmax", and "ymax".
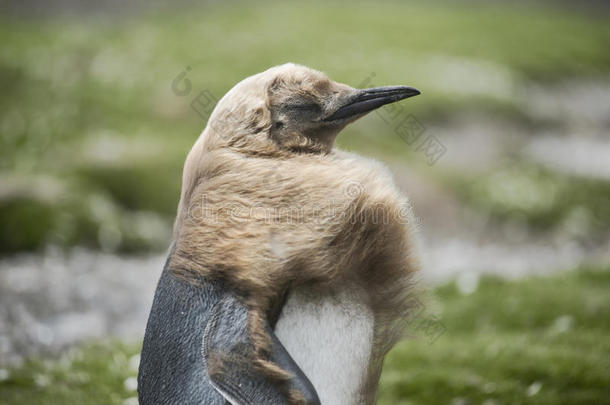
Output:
[{"xmin": 169, "ymin": 63, "xmax": 422, "ymax": 404}]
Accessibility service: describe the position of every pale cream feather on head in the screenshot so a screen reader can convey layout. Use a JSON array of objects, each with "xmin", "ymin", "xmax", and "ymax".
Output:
[{"xmin": 177, "ymin": 63, "xmax": 420, "ymax": 233}]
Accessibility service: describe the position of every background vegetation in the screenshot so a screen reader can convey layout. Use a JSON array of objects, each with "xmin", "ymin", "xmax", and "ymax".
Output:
[
  {"xmin": 1, "ymin": 0, "xmax": 609, "ymax": 403},
  {"xmin": 2, "ymin": 0, "xmax": 609, "ymax": 253},
  {"xmin": 2, "ymin": 268, "xmax": 608, "ymax": 404}
]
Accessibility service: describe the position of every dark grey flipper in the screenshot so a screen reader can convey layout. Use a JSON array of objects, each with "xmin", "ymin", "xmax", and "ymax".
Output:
[
  {"xmin": 138, "ymin": 260, "xmax": 320, "ymax": 405},
  {"xmin": 203, "ymin": 294, "xmax": 320, "ymax": 405}
]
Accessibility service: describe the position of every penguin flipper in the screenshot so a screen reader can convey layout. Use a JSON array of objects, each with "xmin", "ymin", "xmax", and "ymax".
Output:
[{"xmin": 203, "ymin": 293, "xmax": 320, "ymax": 405}]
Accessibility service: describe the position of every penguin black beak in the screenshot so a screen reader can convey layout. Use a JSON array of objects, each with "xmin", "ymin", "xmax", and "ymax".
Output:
[{"xmin": 324, "ymin": 86, "xmax": 420, "ymax": 122}]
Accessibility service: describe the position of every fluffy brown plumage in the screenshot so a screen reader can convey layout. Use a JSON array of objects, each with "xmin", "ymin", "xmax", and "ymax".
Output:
[{"xmin": 169, "ymin": 63, "xmax": 422, "ymax": 404}]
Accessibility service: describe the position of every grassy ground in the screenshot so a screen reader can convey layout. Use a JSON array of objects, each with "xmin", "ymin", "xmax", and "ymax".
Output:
[
  {"xmin": 1, "ymin": 0, "xmax": 610, "ymax": 254},
  {"xmin": 1, "ymin": 267, "xmax": 608, "ymax": 404},
  {"xmin": 1, "ymin": 3, "xmax": 608, "ymax": 403},
  {"xmin": 378, "ymin": 267, "xmax": 610, "ymax": 405}
]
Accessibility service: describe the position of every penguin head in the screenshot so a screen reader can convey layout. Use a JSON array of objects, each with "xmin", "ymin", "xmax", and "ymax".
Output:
[{"xmin": 205, "ymin": 63, "xmax": 420, "ymax": 154}]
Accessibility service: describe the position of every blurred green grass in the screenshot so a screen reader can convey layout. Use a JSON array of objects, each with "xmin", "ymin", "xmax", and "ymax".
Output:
[
  {"xmin": 378, "ymin": 267, "xmax": 610, "ymax": 405},
  {"xmin": 2, "ymin": 267, "xmax": 608, "ymax": 404},
  {"xmin": 1, "ymin": 0, "xmax": 610, "ymax": 253},
  {"xmin": 443, "ymin": 163, "xmax": 610, "ymax": 240}
]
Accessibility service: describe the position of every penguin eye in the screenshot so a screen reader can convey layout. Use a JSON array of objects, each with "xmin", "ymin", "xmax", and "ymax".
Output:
[
  {"xmin": 284, "ymin": 103, "xmax": 321, "ymax": 114},
  {"xmin": 274, "ymin": 121, "xmax": 285, "ymax": 130}
]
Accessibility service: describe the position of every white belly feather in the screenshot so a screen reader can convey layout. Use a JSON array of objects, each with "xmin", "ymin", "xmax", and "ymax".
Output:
[{"xmin": 274, "ymin": 286, "xmax": 374, "ymax": 405}]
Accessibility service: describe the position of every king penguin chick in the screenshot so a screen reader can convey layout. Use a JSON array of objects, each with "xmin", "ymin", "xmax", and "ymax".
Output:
[{"xmin": 138, "ymin": 63, "xmax": 422, "ymax": 405}]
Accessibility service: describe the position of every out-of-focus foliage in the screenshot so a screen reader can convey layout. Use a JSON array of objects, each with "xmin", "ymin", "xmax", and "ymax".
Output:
[
  {"xmin": 0, "ymin": 341, "xmax": 141, "ymax": 405},
  {"xmin": 378, "ymin": 267, "xmax": 610, "ymax": 405},
  {"xmin": 447, "ymin": 165, "xmax": 610, "ymax": 238},
  {"xmin": 1, "ymin": 267, "xmax": 608, "ymax": 404},
  {"xmin": 1, "ymin": 0, "xmax": 610, "ymax": 254},
  {"xmin": 1, "ymin": 2, "xmax": 609, "ymax": 404}
]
